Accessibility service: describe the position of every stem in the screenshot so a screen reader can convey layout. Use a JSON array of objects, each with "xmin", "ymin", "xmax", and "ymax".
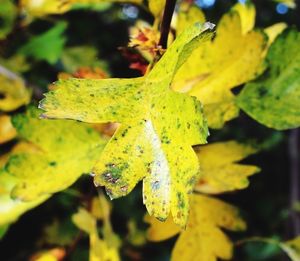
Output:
[
  {"xmin": 288, "ymin": 128, "xmax": 300, "ymax": 236},
  {"xmin": 158, "ymin": 0, "xmax": 177, "ymax": 49}
]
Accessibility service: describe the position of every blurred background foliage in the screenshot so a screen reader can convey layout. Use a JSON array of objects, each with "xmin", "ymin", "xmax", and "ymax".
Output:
[{"xmin": 0, "ymin": 0, "xmax": 299, "ymax": 260}]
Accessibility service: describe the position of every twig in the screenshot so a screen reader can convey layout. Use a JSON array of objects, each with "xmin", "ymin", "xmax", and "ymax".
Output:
[
  {"xmin": 158, "ymin": 0, "xmax": 177, "ymax": 49},
  {"xmin": 288, "ymin": 128, "xmax": 300, "ymax": 236}
]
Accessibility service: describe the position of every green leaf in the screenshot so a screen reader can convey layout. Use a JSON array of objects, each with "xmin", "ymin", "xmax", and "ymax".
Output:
[
  {"xmin": 0, "ymin": 225, "xmax": 9, "ymax": 239},
  {"xmin": 237, "ymin": 28, "xmax": 300, "ymax": 130},
  {"xmin": 0, "ymin": 0, "xmax": 17, "ymax": 39},
  {"xmin": 2, "ymin": 106, "xmax": 106, "ymax": 202},
  {"xmin": 39, "ymin": 22, "xmax": 214, "ymax": 227},
  {"xmin": 19, "ymin": 22, "xmax": 67, "ymax": 64},
  {"xmin": 241, "ymin": 236, "xmax": 300, "ymax": 261}
]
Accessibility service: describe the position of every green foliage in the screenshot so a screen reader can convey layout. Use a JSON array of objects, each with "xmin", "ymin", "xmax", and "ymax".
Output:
[
  {"xmin": 0, "ymin": 0, "xmax": 17, "ymax": 39},
  {"xmin": 238, "ymin": 28, "xmax": 300, "ymax": 130},
  {"xmin": 19, "ymin": 22, "xmax": 67, "ymax": 64}
]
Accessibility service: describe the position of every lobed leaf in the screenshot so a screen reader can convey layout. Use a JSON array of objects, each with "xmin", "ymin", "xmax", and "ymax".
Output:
[
  {"xmin": 146, "ymin": 194, "xmax": 246, "ymax": 261},
  {"xmin": 173, "ymin": 2, "xmax": 267, "ymax": 129},
  {"xmin": 19, "ymin": 22, "xmax": 67, "ymax": 65},
  {"xmin": 237, "ymin": 28, "xmax": 300, "ymax": 130},
  {"xmin": 6, "ymin": 107, "xmax": 105, "ymax": 201},
  {"xmin": 0, "ymin": 115, "xmax": 17, "ymax": 144},
  {"xmin": 0, "ymin": 66, "xmax": 31, "ymax": 112},
  {"xmin": 39, "ymin": 22, "xmax": 214, "ymax": 227},
  {"xmin": 194, "ymin": 141, "xmax": 260, "ymax": 194}
]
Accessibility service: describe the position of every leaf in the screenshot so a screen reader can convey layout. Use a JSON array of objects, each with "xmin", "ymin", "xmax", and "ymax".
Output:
[
  {"xmin": 148, "ymin": 0, "xmax": 165, "ymax": 18},
  {"xmin": 194, "ymin": 141, "xmax": 260, "ymax": 194},
  {"xmin": 0, "ymin": 161, "xmax": 49, "ymax": 226},
  {"xmin": 21, "ymin": 0, "xmax": 72, "ymax": 17},
  {"xmin": 72, "ymin": 198, "xmax": 120, "ymax": 261},
  {"xmin": 231, "ymin": 0, "xmax": 255, "ymax": 34},
  {"xmin": 281, "ymin": 237, "xmax": 300, "ymax": 261},
  {"xmin": 39, "ymin": 22, "xmax": 214, "ymax": 227},
  {"xmin": 31, "ymin": 248, "xmax": 66, "ymax": 261},
  {"xmin": 273, "ymin": 0, "xmax": 296, "ymax": 8},
  {"xmin": 237, "ymin": 28, "xmax": 300, "ymax": 130},
  {"xmin": 61, "ymin": 46, "xmax": 108, "ymax": 74},
  {"xmin": 0, "ymin": 0, "xmax": 17, "ymax": 39},
  {"xmin": 3, "ymin": 106, "xmax": 106, "ymax": 201},
  {"xmin": 0, "ymin": 66, "xmax": 31, "ymax": 111},
  {"xmin": 176, "ymin": 3, "xmax": 206, "ymax": 36},
  {"xmin": 21, "ymin": 0, "xmax": 143, "ymax": 17},
  {"xmin": 0, "ymin": 115, "xmax": 17, "ymax": 144},
  {"xmin": 145, "ymin": 194, "xmax": 246, "ymax": 261},
  {"xmin": 173, "ymin": 2, "xmax": 267, "ymax": 129},
  {"xmin": 0, "ymin": 55, "xmax": 31, "ymax": 73},
  {"xmin": 264, "ymin": 22, "xmax": 287, "ymax": 47},
  {"xmin": 0, "ymin": 225, "xmax": 9, "ymax": 239},
  {"xmin": 19, "ymin": 22, "xmax": 67, "ymax": 64},
  {"xmin": 240, "ymin": 236, "xmax": 300, "ymax": 261}
]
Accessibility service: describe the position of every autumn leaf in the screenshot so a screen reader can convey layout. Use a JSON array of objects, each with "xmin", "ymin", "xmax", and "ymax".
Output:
[
  {"xmin": 0, "ymin": 66, "xmax": 31, "ymax": 111},
  {"xmin": 0, "ymin": 142, "xmax": 49, "ymax": 226},
  {"xmin": 148, "ymin": 0, "xmax": 165, "ymax": 18},
  {"xmin": 264, "ymin": 22, "xmax": 287, "ymax": 48},
  {"xmin": 0, "ymin": 115, "xmax": 17, "ymax": 144},
  {"xmin": 145, "ymin": 194, "xmax": 246, "ymax": 261},
  {"xmin": 173, "ymin": 2, "xmax": 267, "ymax": 129},
  {"xmin": 72, "ymin": 196, "xmax": 120, "ymax": 261},
  {"xmin": 281, "ymin": 237, "xmax": 300, "ymax": 261},
  {"xmin": 273, "ymin": 0, "xmax": 296, "ymax": 8},
  {"xmin": 21, "ymin": 0, "xmax": 143, "ymax": 17},
  {"xmin": 39, "ymin": 22, "xmax": 214, "ymax": 227},
  {"xmin": 237, "ymin": 28, "xmax": 300, "ymax": 130},
  {"xmin": 2, "ymin": 106, "xmax": 106, "ymax": 202},
  {"xmin": 194, "ymin": 141, "xmax": 260, "ymax": 194},
  {"xmin": 175, "ymin": 2, "xmax": 206, "ymax": 35}
]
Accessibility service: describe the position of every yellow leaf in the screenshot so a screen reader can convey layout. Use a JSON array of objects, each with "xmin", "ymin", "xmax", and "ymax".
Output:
[
  {"xmin": 2, "ymin": 106, "xmax": 106, "ymax": 202},
  {"xmin": 31, "ymin": 248, "xmax": 65, "ymax": 261},
  {"xmin": 40, "ymin": 22, "xmax": 214, "ymax": 227},
  {"xmin": 194, "ymin": 141, "xmax": 260, "ymax": 194},
  {"xmin": 280, "ymin": 237, "xmax": 300, "ymax": 261},
  {"xmin": 264, "ymin": 22, "xmax": 287, "ymax": 47},
  {"xmin": 146, "ymin": 194, "xmax": 246, "ymax": 261},
  {"xmin": 148, "ymin": 0, "xmax": 165, "ymax": 18},
  {"xmin": 0, "ymin": 66, "xmax": 31, "ymax": 112},
  {"xmin": 0, "ymin": 143, "xmax": 49, "ymax": 226},
  {"xmin": 0, "ymin": 115, "xmax": 17, "ymax": 144},
  {"xmin": 232, "ymin": 0, "xmax": 255, "ymax": 34},
  {"xmin": 273, "ymin": 0, "xmax": 296, "ymax": 8},
  {"xmin": 20, "ymin": 0, "xmax": 72, "ymax": 17},
  {"xmin": 173, "ymin": 3, "xmax": 267, "ymax": 129},
  {"xmin": 72, "ymin": 200, "xmax": 120, "ymax": 261},
  {"xmin": 176, "ymin": 2, "xmax": 206, "ymax": 36},
  {"xmin": 21, "ymin": 0, "xmax": 143, "ymax": 17},
  {"xmin": 91, "ymin": 196, "xmax": 111, "ymax": 220}
]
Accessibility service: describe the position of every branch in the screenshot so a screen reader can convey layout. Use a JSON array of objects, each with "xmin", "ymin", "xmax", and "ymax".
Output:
[
  {"xmin": 288, "ymin": 128, "xmax": 300, "ymax": 236},
  {"xmin": 158, "ymin": 0, "xmax": 177, "ymax": 49}
]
